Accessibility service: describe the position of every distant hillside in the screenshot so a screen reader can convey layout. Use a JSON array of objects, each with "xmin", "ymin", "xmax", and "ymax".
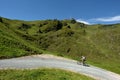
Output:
[{"xmin": 0, "ymin": 17, "xmax": 120, "ymax": 74}]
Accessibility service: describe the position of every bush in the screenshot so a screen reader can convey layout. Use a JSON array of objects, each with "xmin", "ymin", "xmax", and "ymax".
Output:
[
  {"xmin": 62, "ymin": 21, "xmax": 68, "ymax": 26},
  {"xmin": 41, "ymin": 20, "xmax": 63, "ymax": 33},
  {"xmin": 18, "ymin": 23, "xmax": 31, "ymax": 30},
  {"xmin": 0, "ymin": 17, "xmax": 3, "ymax": 23},
  {"xmin": 63, "ymin": 29, "xmax": 74, "ymax": 37},
  {"xmin": 70, "ymin": 18, "xmax": 76, "ymax": 24}
]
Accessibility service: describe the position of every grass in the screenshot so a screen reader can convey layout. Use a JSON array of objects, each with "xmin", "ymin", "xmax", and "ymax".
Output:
[
  {"xmin": 0, "ymin": 68, "xmax": 95, "ymax": 80},
  {"xmin": 0, "ymin": 17, "xmax": 120, "ymax": 74}
]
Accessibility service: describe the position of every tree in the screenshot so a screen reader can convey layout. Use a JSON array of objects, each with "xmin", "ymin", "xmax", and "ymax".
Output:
[
  {"xmin": 0, "ymin": 17, "xmax": 3, "ymax": 23},
  {"xmin": 70, "ymin": 18, "xmax": 76, "ymax": 24}
]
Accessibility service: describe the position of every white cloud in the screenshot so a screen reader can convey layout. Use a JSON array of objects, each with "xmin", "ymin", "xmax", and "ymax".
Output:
[
  {"xmin": 76, "ymin": 19, "xmax": 90, "ymax": 25},
  {"xmin": 95, "ymin": 15, "xmax": 120, "ymax": 22},
  {"xmin": 76, "ymin": 15, "xmax": 120, "ymax": 25}
]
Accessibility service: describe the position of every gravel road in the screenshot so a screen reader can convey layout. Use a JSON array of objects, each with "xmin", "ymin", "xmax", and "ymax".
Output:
[{"xmin": 0, "ymin": 54, "xmax": 120, "ymax": 80}]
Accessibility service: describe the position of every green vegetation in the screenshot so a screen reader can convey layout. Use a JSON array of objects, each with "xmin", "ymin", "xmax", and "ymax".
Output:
[
  {"xmin": 0, "ymin": 17, "xmax": 120, "ymax": 74},
  {"xmin": 0, "ymin": 68, "xmax": 94, "ymax": 80}
]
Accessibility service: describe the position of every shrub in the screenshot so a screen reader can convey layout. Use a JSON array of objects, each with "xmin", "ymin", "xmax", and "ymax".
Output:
[
  {"xmin": 64, "ymin": 29, "xmax": 74, "ymax": 37},
  {"xmin": 62, "ymin": 21, "xmax": 68, "ymax": 26},
  {"xmin": 41, "ymin": 20, "xmax": 63, "ymax": 33},
  {"xmin": 18, "ymin": 23, "xmax": 31, "ymax": 30},
  {"xmin": 0, "ymin": 17, "xmax": 3, "ymax": 23},
  {"xmin": 70, "ymin": 18, "xmax": 76, "ymax": 24}
]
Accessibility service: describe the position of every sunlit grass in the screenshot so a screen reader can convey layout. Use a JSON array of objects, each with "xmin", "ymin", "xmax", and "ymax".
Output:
[{"xmin": 0, "ymin": 68, "xmax": 95, "ymax": 80}]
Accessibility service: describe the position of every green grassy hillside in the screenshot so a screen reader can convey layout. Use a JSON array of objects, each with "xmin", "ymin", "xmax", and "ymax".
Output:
[
  {"xmin": 0, "ymin": 17, "xmax": 120, "ymax": 74},
  {"xmin": 0, "ymin": 68, "xmax": 95, "ymax": 80}
]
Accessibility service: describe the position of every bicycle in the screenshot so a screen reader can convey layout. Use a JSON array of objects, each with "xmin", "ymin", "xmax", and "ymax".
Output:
[{"xmin": 77, "ymin": 61, "xmax": 90, "ymax": 67}]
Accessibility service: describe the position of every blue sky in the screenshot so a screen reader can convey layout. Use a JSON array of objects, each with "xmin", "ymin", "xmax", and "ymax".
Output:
[{"xmin": 0, "ymin": 0, "xmax": 120, "ymax": 24}]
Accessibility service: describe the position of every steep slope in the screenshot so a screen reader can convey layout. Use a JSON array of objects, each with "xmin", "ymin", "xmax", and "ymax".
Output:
[
  {"xmin": 0, "ymin": 17, "xmax": 120, "ymax": 74},
  {"xmin": 0, "ymin": 17, "xmax": 42, "ymax": 58}
]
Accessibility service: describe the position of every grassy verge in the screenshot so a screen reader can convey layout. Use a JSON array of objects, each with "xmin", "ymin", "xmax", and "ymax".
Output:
[{"xmin": 0, "ymin": 68, "xmax": 95, "ymax": 80}]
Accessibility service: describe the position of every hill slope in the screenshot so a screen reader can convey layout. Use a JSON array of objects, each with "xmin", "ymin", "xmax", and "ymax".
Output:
[{"xmin": 0, "ymin": 17, "xmax": 120, "ymax": 74}]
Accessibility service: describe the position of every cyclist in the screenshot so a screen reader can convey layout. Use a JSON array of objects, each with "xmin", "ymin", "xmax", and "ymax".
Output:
[{"xmin": 81, "ymin": 56, "xmax": 86, "ymax": 65}]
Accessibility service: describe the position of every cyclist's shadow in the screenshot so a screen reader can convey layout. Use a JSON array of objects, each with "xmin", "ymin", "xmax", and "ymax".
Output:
[{"xmin": 83, "ymin": 64, "xmax": 90, "ymax": 67}]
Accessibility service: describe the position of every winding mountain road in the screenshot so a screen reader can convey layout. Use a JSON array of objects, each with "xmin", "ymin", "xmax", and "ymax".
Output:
[{"xmin": 0, "ymin": 54, "xmax": 120, "ymax": 80}]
